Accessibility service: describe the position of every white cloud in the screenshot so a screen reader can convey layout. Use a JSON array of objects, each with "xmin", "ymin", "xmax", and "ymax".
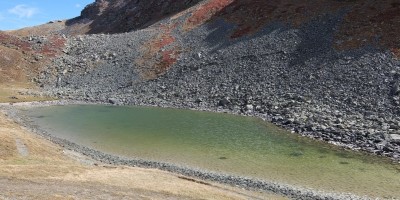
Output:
[
  {"xmin": 8, "ymin": 5, "xmax": 38, "ymax": 18},
  {"xmin": 75, "ymin": 4, "xmax": 82, "ymax": 8}
]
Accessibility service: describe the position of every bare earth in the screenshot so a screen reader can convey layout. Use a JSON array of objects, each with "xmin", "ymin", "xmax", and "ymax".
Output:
[{"xmin": 0, "ymin": 107, "xmax": 286, "ymax": 199}]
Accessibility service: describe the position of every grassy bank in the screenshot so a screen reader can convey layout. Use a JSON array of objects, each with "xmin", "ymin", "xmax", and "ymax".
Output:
[{"xmin": 0, "ymin": 84, "xmax": 54, "ymax": 103}]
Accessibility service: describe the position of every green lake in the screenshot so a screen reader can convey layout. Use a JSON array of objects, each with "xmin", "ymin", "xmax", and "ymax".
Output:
[{"xmin": 23, "ymin": 105, "xmax": 400, "ymax": 198}]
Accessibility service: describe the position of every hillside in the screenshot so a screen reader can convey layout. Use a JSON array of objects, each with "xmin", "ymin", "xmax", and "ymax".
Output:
[
  {"xmin": 2, "ymin": 0, "xmax": 400, "ymax": 163},
  {"xmin": 0, "ymin": 31, "xmax": 63, "ymax": 103}
]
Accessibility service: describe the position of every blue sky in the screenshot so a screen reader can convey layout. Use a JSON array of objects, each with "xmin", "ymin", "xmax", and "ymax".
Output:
[{"xmin": 0, "ymin": 0, "xmax": 94, "ymax": 30}]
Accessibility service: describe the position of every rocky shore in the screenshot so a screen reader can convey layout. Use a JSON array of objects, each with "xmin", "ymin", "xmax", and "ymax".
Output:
[
  {"xmin": 1, "ymin": 102, "xmax": 370, "ymax": 200},
  {"xmin": 36, "ymin": 11, "xmax": 400, "ymax": 162}
]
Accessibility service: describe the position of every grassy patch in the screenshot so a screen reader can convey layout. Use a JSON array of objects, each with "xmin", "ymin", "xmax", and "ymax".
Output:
[{"xmin": 0, "ymin": 84, "xmax": 55, "ymax": 103}]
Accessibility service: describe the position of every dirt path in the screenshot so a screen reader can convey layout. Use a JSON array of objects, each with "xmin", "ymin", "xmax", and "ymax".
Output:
[{"xmin": 0, "ymin": 110, "xmax": 286, "ymax": 199}]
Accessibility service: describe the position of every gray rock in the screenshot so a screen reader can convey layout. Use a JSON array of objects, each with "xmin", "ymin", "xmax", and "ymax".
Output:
[
  {"xmin": 390, "ymin": 134, "xmax": 400, "ymax": 143},
  {"xmin": 245, "ymin": 104, "xmax": 254, "ymax": 111},
  {"xmin": 218, "ymin": 97, "xmax": 231, "ymax": 107},
  {"xmin": 108, "ymin": 98, "xmax": 120, "ymax": 105},
  {"xmin": 391, "ymin": 83, "xmax": 400, "ymax": 96}
]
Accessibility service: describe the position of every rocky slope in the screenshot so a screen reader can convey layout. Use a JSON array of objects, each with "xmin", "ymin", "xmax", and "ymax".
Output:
[{"xmin": 2, "ymin": 0, "xmax": 400, "ymax": 162}]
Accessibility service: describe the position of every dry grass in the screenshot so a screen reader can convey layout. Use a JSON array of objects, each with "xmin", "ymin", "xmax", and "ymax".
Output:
[
  {"xmin": 0, "ymin": 84, "xmax": 55, "ymax": 103},
  {"xmin": 0, "ymin": 112, "xmax": 83, "ymax": 176},
  {"xmin": 7, "ymin": 21, "xmax": 67, "ymax": 37},
  {"xmin": 0, "ymin": 46, "xmax": 26, "ymax": 84},
  {"xmin": 0, "ymin": 43, "xmax": 55, "ymax": 103}
]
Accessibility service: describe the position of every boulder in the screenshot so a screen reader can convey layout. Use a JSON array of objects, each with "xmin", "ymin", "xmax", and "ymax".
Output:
[
  {"xmin": 390, "ymin": 134, "xmax": 400, "ymax": 144},
  {"xmin": 246, "ymin": 104, "xmax": 254, "ymax": 110},
  {"xmin": 108, "ymin": 98, "xmax": 120, "ymax": 105},
  {"xmin": 218, "ymin": 97, "xmax": 231, "ymax": 107}
]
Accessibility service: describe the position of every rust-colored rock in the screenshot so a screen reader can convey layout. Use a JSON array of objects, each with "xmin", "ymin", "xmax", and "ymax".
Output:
[
  {"xmin": 335, "ymin": 0, "xmax": 400, "ymax": 58},
  {"xmin": 184, "ymin": 0, "xmax": 234, "ymax": 31},
  {"xmin": 136, "ymin": 24, "xmax": 181, "ymax": 79}
]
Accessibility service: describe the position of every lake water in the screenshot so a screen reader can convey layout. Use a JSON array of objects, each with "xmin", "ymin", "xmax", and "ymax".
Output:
[{"xmin": 23, "ymin": 105, "xmax": 400, "ymax": 198}]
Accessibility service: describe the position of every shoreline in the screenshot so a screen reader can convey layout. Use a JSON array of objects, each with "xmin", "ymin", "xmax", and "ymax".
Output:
[
  {"xmin": 0, "ymin": 100, "xmax": 375, "ymax": 200},
  {"xmin": 9, "ymin": 98, "xmax": 399, "ymax": 163}
]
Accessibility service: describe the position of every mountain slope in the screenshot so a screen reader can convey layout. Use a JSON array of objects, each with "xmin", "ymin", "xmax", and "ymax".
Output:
[
  {"xmin": 62, "ymin": 0, "xmax": 203, "ymax": 35},
  {"xmin": 61, "ymin": 0, "xmax": 400, "ymax": 57}
]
